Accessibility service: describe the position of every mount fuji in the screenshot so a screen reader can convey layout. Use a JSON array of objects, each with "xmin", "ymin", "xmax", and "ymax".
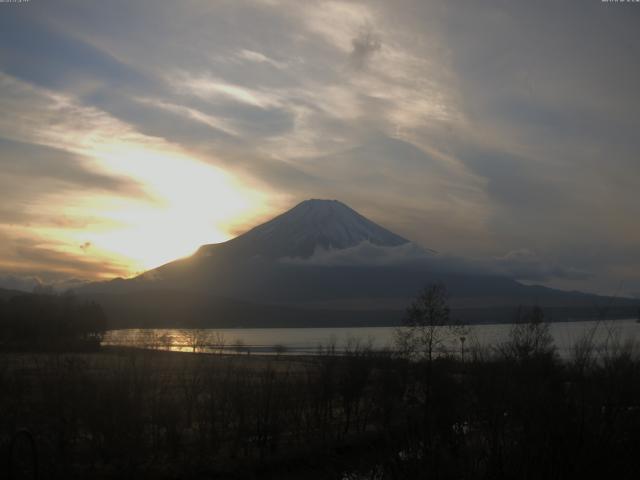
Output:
[
  {"xmin": 203, "ymin": 199, "xmax": 413, "ymax": 260},
  {"xmin": 81, "ymin": 199, "xmax": 636, "ymax": 328}
]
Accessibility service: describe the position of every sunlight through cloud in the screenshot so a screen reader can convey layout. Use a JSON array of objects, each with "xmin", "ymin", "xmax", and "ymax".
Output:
[{"xmin": 0, "ymin": 73, "xmax": 267, "ymax": 277}]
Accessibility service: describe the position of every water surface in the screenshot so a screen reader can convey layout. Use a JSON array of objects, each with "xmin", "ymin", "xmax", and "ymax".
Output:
[{"xmin": 103, "ymin": 319, "xmax": 640, "ymax": 359}]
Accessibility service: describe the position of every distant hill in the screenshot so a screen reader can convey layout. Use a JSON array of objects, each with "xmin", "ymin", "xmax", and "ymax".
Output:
[{"xmin": 81, "ymin": 199, "xmax": 638, "ymax": 327}]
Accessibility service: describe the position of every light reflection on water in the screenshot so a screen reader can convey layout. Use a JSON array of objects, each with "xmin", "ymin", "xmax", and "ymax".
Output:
[{"xmin": 102, "ymin": 319, "xmax": 640, "ymax": 358}]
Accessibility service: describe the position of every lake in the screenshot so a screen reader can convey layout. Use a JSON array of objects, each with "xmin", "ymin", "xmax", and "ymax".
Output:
[{"xmin": 103, "ymin": 318, "xmax": 640, "ymax": 359}]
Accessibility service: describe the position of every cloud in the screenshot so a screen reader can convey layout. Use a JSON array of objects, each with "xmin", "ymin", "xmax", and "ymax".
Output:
[
  {"xmin": 173, "ymin": 75, "xmax": 281, "ymax": 109},
  {"xmin": 0, "ymin": 228, "xmax": 128, "ymax": 290},
  {"xmin": 0, "ymin": 7, "xmax": 154, "ymax": 94},
  {"xmin": 488, "ymin": 249, "xmax": 590, "ymax": 282},
  {"xmin": 281, "ymin": 241, "xmax": 435, "ymax": 267},
  {"xmin": 237, "ymin": 49, "xmax": 287, "ymax": 69},
  {"xmin": 0, "ymin": 137, "xmax": 142, "ymax": 197},
  {"xmin": 349, "ymin": 27, "xmax": 382, "ymax": 70},
  {"xmin": 281, "ymin": 241, "xmax": 586, "ymax": 283},
  {"xmin": 12, "ymin": 242, "xmax": 128, "ymax": 279},
  {"xmin": 134, "ymin": 97, "xmax": 240, "ymax": 137}
]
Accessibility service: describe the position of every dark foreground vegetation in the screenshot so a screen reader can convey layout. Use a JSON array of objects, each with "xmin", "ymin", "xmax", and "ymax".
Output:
[
  {"xmin": 0, "ymin": 292, "xmax": 106, "ymax": 351},
  {"xmin": 2, "ymin": 323, "xmax": 640, "ymax": 479}
]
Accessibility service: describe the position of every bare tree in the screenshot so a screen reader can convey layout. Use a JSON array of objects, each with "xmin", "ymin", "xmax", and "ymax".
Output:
[
  {"xmin": 232, "ymin": 338, "xmax": 246, "ymax": 355},
  {"xmin": 497, "ymin": 306, "xmax": 555, "ymax": 362},
  {"xmin": 211, "ymin": 331, "xmax": 226, "ymax": 355},
  {"xmin": 395, "ymin": 283, "xmax": 464, "ymax": 361},
  {"xmin": 181, "ymin": 329, "xmax": 209, "ymax": 353},
  {"xmin": 273, "ymin": 344, "xmax": 287, "ymax": 358},
  {"xmin": 159, "ymin": 332, "xmax": 174, "ymax": 351}
]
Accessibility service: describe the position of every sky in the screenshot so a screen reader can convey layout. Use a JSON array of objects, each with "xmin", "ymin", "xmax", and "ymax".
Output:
[{"xmin": 0, "ymin": 0, "xmax": 639, "ymax": 297}]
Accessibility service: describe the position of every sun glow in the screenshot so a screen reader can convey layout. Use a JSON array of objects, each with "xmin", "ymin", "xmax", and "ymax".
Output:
[
  {"xmin": 78, "ymin": 144, "xmax": 265, "ymax": 273},
  {"xmin": 0, "ymin": 73, "xmax": 271, "ymax": 280},
  {"xmin": 37, "ymin": 130, "xmax": 265, "ymax": 276}
]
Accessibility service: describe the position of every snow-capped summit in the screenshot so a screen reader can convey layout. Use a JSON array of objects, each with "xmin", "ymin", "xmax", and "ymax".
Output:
[{"xmin": 201, "ymin": 199, "xmax": 410, "ymax": 259}]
